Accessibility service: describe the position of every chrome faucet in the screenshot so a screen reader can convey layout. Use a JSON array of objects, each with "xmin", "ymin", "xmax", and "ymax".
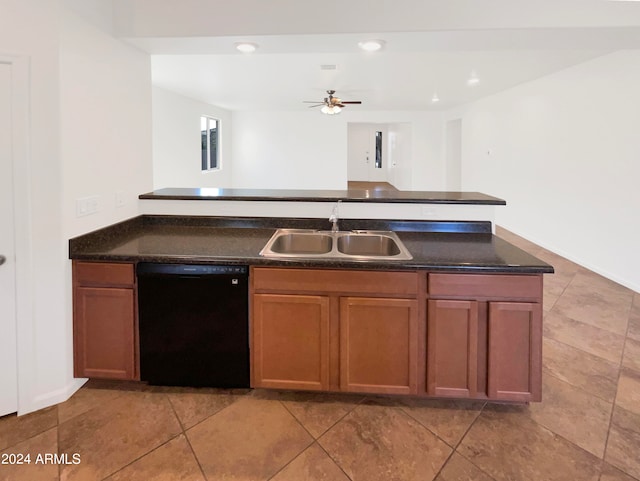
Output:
[{"xmin": 329, "ymin": 200, "xmax": 342, "ymax": 233}]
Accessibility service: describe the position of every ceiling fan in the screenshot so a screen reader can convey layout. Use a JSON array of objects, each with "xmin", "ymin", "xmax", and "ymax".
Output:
[{"xmin": 304, "ymin": 90, "xmax": 362, "ymax": 114}]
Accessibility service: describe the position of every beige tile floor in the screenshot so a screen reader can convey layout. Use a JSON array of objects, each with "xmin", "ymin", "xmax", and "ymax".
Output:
[{"xmin": 1, "ymin": 227, "xmax": 639, "ymax": 481}]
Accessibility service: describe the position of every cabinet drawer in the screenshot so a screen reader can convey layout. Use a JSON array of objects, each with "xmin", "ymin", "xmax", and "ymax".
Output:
[
  {"xmin": 74, "ymin": 261, "xmax": 135, "ymax": 287},
  {"xmin": 428, "ymin": 273, "xmax": 541, "ymax": 301},
  {"xmin": 252, "ymin": 267, "xmax": 418, "ymax": 296}
]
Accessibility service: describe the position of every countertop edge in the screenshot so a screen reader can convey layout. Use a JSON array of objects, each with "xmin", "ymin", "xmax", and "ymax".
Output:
[
  {"xmin": 69, "ymin": 253, "xmax": 554, "ymax": 274},
  {"xmin": 68, "ymin": 215, "xmax": 554, "ymax": 275},
  {"xmin": 138, "ymin": 188, "xmax": 507, "ymax": 205}
]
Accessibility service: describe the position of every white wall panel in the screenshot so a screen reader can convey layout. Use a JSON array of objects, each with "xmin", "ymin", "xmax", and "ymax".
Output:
[
  {"xmin": 152, "ymin": 87, "xmax": 232, "ymax": 189},
  {"xmin": 450, "ymin": 50, "xmax": 640, "ymax": 291}
]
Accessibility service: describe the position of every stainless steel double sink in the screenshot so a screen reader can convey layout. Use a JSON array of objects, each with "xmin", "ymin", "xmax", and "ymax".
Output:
[{"xmin": 259, "ymin": 229, "xmax": 413, "ymax": 261}]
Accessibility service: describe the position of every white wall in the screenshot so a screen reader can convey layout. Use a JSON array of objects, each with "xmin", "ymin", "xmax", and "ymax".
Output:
[
  {"xmin": 388, "ymin": 122, "xmax": 414, "ymax": 190},
  {"xmin": 231, "ymin": 110, "xmax": 346, "ymax": 189},
  {"xmin": 58, "ymin": 3, "xmax": 154, "ymax": 413},
  {"xmin": 451, "ymin": 50, "xmax": 640, "ymax": 292},
  {"xmin": 0, "ymin": 0, "xmax": 69, "ymax": 415},
  {"xmin": 230, "ymin": 109, "xmax": 443, "ymax": 190},
  {"xmin": 152, "ymin": 86, "xmax": 232, "ymax": 188},
  {"xmin": 61, "ymin": 9, "xmax": 153, "ymax": 238},
  {"xmin": 444, "ymin": 119, "xmax": 462, "ymax": 191},
  {"xmin": 0, "ymin": 0, "xmax": 154, "ymax": 414}
]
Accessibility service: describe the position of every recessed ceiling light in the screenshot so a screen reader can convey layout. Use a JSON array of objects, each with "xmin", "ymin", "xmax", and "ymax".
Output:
[
  {"xmin": 431, "ymin": 93, "xmax": 440, "ymax": 103},
  {"xmin": 235, "ymin": 42, "xmax": 258, "ymax": 53},
  {"xmin": 358, "ymin": 40, "xmax": 385, "ymax": 52},
  {"xmin": 467, "ymin": 70, "xmax": 480, "ymax": 86}
]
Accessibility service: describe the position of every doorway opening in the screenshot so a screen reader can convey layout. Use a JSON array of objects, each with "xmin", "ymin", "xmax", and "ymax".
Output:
[
  {"xmin": 347, "ymin": 123, "xmax": 389, "ymax": 183},
  {"xmin": 347, "ymin": 122, "xmax": 413, "ymax": 190}
]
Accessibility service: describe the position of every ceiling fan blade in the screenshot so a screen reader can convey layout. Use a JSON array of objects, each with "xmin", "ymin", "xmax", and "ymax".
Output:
[
  {"xmin": 303, "ymin": 101, "xmax": 324, "ymax": 103},
  {"xmin": 307, "ymin": 104, "xmax": 325, "ymax": 108},
  {"xmin": 335, "ymin": 103, "xmax": 345, "ymax": 108},
  {"xmin": 340, "ymin": 101, "xmax": 362, "ymax": 104}
]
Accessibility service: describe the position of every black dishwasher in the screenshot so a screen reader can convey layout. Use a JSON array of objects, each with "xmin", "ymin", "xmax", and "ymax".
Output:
[{"xmin": 137, "ymin": 263, "xmax": 249, "ymax": 388}]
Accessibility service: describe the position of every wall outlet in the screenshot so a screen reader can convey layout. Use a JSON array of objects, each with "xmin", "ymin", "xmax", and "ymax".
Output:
[
  {"xmin": 115, "ymin": 191, "xmax": 126, "ymax": 208},
  {"xmin": 76, "ymin": 196, "xmax": 100, "ymax": 217}
]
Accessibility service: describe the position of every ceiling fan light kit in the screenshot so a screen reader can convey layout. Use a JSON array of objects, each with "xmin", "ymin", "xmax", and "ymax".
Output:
[
  {"xmin": 321, "ymin": 105, "xmax": 341, "ymax": 115},
  {"xmin": 304, "ymin": 90, "xmax": 362, "ymax": 115}
]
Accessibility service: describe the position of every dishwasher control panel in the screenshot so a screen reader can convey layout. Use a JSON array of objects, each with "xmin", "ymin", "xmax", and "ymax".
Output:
[{"xmin": 137, "ymin": 263, "xmax": 247, "ymax": 276}]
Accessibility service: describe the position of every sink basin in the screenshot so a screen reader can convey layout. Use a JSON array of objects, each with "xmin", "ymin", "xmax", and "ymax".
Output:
[
  {"xmin": 337, "ymin": 233, "xmax": 402, "ymax": 257},
  {"xmin": 260, "ymin": 229, "xmax": 412, "ymax": 261},
  {"xmin": 269, "ymin": 231, "xmax": 333, "ymax": 255}
]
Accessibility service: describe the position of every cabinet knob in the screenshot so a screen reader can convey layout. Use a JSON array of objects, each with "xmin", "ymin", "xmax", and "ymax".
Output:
[{"xmin": 0, "ymin": 255, "xmax": 5, "ymax": 266}]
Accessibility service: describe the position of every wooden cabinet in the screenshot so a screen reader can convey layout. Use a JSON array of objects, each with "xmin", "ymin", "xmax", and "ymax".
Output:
[
  {"xmin": 340, "ymin": 297, "xmax": 418, "ymax": 395},
  {"xmin": 252, "ymin": 294, "xmax": 330, "ymax": 391},
  {"xmin": 487, "ymin": 301, "xmax": 542, "ymax": 402},
  {"xmin": 426, "ymin": 273, "xmax": 543, "ymax": 402},
  {"xmin": 73, "ymin": 261, "xmax": 137, "ymax": 380},
  {"xmin": 427, "ymin": 299, "xmax": 479, "ymax": 398},
  {"xmin": 251, "ymin": 268, "xmax": 419, "ymax": 395}
]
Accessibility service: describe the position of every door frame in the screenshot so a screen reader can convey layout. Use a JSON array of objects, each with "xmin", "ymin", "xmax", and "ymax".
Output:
[
  {"xmin": 1, "ymin": 55, "xmax": 35, "ymax": 414},
  {"xmin": 347, "ymin": 122, "xmax": 389, "ymax": 183}
]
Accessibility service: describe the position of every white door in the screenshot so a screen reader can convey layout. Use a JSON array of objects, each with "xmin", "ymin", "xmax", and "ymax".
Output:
[
  {"xmin": 0, "ymin": 62, "xmax": 18, "ymax": 416},
  {"xmin": 347, "ymin": 123, "xmax": 370, "ymax": 181},
  {"xmin": 347, "ymin": 123, "xmax": 388, "ymax": 182}
]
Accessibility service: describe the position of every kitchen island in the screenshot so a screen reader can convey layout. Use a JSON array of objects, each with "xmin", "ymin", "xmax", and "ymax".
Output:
[
  {"xmin": 139, "ymin": 187, "xmax": 507, "ymax": 204},
  {"xmin": 69, "ymin": 214, "xmax": 553, "ymax": 403},
  {"xmin": 137, "ymin": 188, "xmax": 506, "ymax": 224}
]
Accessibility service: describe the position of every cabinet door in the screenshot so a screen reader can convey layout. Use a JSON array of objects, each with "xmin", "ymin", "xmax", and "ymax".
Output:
[
  {"xmin": 488, "ymin": 302, "xmax": 542, "ymax": 402},
  {"xmin": 340, "ymin": 297, "xmax": 418, "ymax": 395},
  {"xmin": 252, "ymin": 294, "xmax": 330, "ymax": 390},
  {"xmin": 427, "ymin": 299, "xmax": 478, "ymax": 398},
  {"xmin": 74, "ymin": 287, "xmax": 136, "ymax": 380}
]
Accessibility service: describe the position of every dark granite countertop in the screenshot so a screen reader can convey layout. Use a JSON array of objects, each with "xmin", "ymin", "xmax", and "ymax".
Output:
[
  {"xmin": 69, "ymin": 216, "xmax": 553, "ymax": 274},
  {"xmin": 139, "ymin": 188, "xmax": 506, "ymax": 205}
]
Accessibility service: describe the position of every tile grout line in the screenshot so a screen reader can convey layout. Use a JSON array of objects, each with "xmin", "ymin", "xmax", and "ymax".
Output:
[
  {"xmin": 267, "ymin": 394, "xmax": 369, "ymax": 481},
  {"xmin": 269, "ymin": 396, "xmax": 367, "ymax": 481},
  {"xmin": 96, "ymin": 392, "xmax": 190, "ymax": 481},
  {"xmin": 430, "ymin": 401, "xmax": 498, "ymax": 481},
  {"xmin": 0, "ymin": 411, "xmax": 57, "ymax": 454},
  {"xmin": 165, "ymin": 392, "xmax": 210, "ymax": 481},
  {"xmin": 313, "ymin": 438, "xmax": 354, "ymax": 481},
  {"xmin": 542, "ymin": 314, "xmax": 626, "ymax": 365},
  {"xmin": 396, "ymin": 404, "xmax": 457, "ymax": 449},
  {"xmin": 542, "ymin": 360, "xmax": 617, "ymax": 405},
  {"xmin": 166, "ymin": 390, "xmax": 247, "ymax": 434},
  {"xmin": 597, "ymin": 295, "xmax": 636, "ymax": 481},
  {"xmin": 98, "ymin": 432, "xmax": 185, "ymax": 481},
  {"xmin": 515, "ymin": 398, "xmax": 614, "ymax": 471},
  {"xmin": 260, "ymin": 400, "xmax": 318, "ymax": 481},
  {"xmin": 305, "ymin": 395, "xmax": 374, "ymax": 481}
]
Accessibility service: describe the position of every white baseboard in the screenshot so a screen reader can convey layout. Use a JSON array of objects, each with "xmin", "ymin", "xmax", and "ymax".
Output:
[{"xmin": 18, "ymin": 377, "xmax": 87, "ymax": 416}]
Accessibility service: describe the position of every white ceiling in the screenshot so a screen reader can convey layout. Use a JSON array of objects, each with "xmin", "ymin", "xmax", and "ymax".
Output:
[{"xmin": 117, "ymin": 0, "xmax": 640, "ymax": 111}]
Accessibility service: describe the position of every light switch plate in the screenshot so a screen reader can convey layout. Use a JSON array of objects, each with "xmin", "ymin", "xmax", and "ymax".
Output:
[{"xmin": 76, "ymin": 196, "xmax": 99, "ymax": 217}]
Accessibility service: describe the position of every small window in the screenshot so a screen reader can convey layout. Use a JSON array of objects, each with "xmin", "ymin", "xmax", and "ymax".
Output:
[{"xmin": 201, "ymin": 116, "xmax": 219, "ymax": 171}]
